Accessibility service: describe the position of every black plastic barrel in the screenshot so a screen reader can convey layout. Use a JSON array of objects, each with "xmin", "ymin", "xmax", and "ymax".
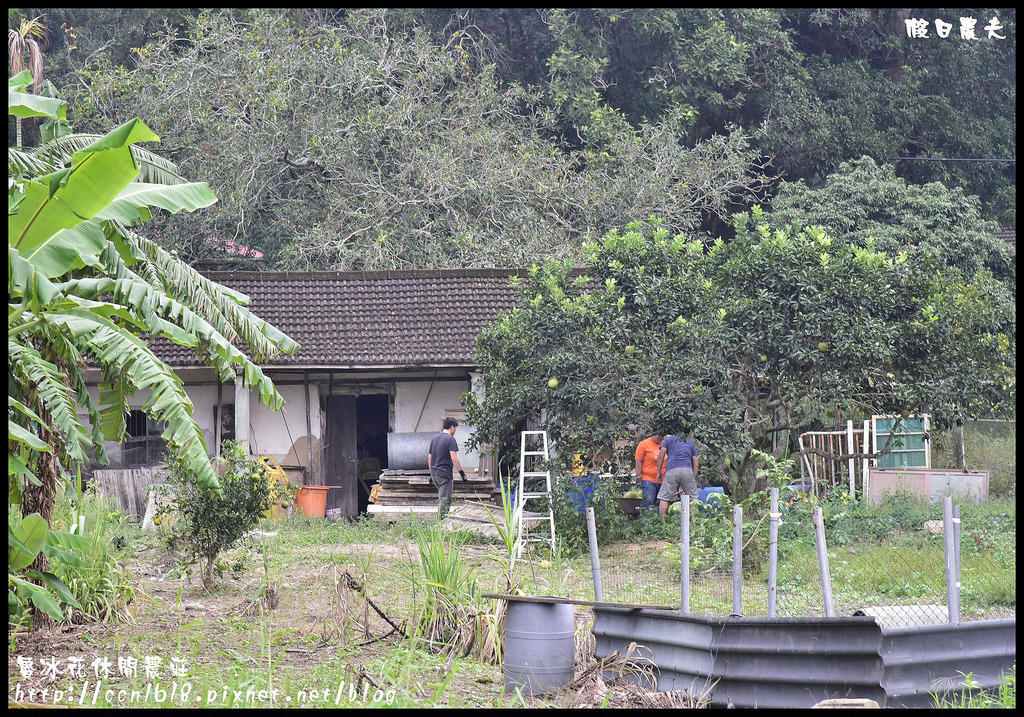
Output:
[{"xmin": 503, "ymin": 600, "xmax": 575, "ymax": 694}]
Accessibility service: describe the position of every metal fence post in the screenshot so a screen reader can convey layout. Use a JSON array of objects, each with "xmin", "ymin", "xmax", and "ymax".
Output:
[
  {"xmin": 943, "ymin": 498, "xmax": 959, "ymax": 624},
  {"xmin": 585, "ymin": 506, "xmax": 603, "ymax": 602},
  {"xmin": 769, "ymin": 488, "xmax": 779, "ymax": 617},
  {"xmin": 847, "ymin": 420, "xmax": 856, "ymax": 499},
  {"xmin": 812, "ymin": 506, "xmax": 834, "ymax": 617},
  {"xmin": 732, "ymin": 505, "xmax": 743, "ymax": 616},
  {"xmin": 952, "ymin": 502, "xmax": 961, "ymax": 603},
  {"xmin": 680, "ymin": 495, "xmax": 690, "ymax": 614}
]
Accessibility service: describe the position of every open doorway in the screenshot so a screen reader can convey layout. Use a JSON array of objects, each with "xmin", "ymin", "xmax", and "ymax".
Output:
[{"xmin": 356, "ymin": 393, "xmax": 390, "ymax": 514}]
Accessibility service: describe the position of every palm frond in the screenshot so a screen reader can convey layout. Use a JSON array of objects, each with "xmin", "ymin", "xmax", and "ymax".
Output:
[
  {"xmin": 45, "ymin": 308, "xmax": 222, "ymax": 493},
  {"xmin": 28, "ymin": 133, "xmax": 188, "ymax": 184},
  {"xmin": 8, "ymin": 339, "xmax": 92, "ymax": 465}
]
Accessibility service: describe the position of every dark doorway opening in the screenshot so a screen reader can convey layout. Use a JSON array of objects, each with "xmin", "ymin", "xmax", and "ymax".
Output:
[{"xmin": 356, "ymin": 394, "xmax": 390, "ymax": 515}]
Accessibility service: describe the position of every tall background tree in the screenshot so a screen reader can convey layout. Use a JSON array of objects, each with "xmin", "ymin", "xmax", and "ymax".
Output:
[
  {"xmin": 8, "ymin": 13, "xmax": 46, "ymax": 146},
  {"xmin": 19, "ymin": 7, "xmax": 1012, "ymax": 268}
]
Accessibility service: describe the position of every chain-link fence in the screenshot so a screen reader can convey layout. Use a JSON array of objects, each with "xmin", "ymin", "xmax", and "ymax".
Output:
[
  {"xmin": 543, "ymin": 475, "xmax": 1014, "ymax": 625},
  {"xmin": 508, "ymin": 421, "xmax": 1014, "ymax": 625}
]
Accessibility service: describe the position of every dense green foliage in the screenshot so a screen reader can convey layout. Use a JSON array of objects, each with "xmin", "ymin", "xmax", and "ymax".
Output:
[
  {"xmin": 771, "ymin": 156, "xmax": 1015, "ymax": 288},
  {"xmin": 26, "ymin": 9, "xmax": 766, "ymax": 270},
  {"xmin": 465, "ymin": 215, "xmax": 1014, "ymax": 496},
  {"xmin": 19, "ymin": 7, "xmax": 1014, "ymax": 268},
  {"xmin": 162, "ymin": 440, "xmax": 272, "ymax": 591}
]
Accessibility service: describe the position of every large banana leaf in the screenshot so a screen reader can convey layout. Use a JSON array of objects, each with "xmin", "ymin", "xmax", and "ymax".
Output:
[
  {"xmin": 129, "ymin": 232, "xmax": 300, "ymax": 359},
  {"xmin": 19, "ymin": 134, "xmax": 188, "ymax": 185},
  {"xmin": 8, "ymin": 246, "xmax": 61, "ymax": 311},
  {"xmin": 58, "ymin": 274, "xmax": 286, "ymax": 408},
  {"xmin": 8, "ymin": 71, "xmax": 67, "ymax": 122},
  {"xmin": 44, "ymin": 308, "xmax": 221, "ymax": 493},
  {"xmin": 7, "ymin": 91, "xmax": 67, "ymax": 120},
  {"xmin": 93, "ymin": 182, "xmax": 216, "ymax": 230},
  {"xmin": 8, "ymin": 147, "xmax": 54, "ymax": 177},
  {"xmin": 10, "ymin": 179, "xmax": 217, "ymax": 280},
  {"xmin": 8, "ymin": 341, "xmax": 92, "ymax": 465},
  {"xmin": 9, "ymin": 119, "xmax": 158, "ymax": 278},
  {"xmin": 9, "ymin": 513, "xmax": 48, "ymax": 571}
]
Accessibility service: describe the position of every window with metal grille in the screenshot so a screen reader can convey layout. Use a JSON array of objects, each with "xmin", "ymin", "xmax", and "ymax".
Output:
[{"xmin": 121, "ymin": 409, "xmax": 168, "ymax": 466}]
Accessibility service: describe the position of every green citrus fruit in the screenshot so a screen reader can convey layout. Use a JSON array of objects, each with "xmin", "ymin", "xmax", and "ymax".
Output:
[
  {"xmin": 818, "ymin": 342, "xmax": 829, "ymax": 352},
  {"xmin": 625, "ymin": 345, "xmax": 636, "ymax": 356},
  {"xmin": 548, "ymin": 378, "xmax": 559, "ymax": 388}
]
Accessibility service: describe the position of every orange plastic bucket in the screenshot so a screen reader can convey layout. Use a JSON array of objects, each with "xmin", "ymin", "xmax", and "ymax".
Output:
[{"xmin": 294, "ymin": 485, "xmax": 329, "ymax": 518}]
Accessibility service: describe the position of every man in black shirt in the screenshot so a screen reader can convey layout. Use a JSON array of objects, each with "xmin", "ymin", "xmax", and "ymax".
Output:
[{"xmin": 428, "ymin": 417, "xmax": 467, "ymax": 519}]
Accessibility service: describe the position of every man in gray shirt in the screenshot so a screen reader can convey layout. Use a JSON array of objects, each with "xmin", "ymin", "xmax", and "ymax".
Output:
[
  {"xmin": 655, "ymin": 424, "xmax": 700, "ymax": 521},
  {"xmin": 428, "ymin": 417, "xmax": 467, "ymax": 519}
]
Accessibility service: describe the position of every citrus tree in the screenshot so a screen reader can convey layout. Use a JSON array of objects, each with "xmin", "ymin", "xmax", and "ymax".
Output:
[
  {"xmin": 8, "ymin": 76, "xmax": 299, "ymax": 618},
  {"xmin": 465, "ymin": 213, "xmax": 1014, "ymax": 497}
]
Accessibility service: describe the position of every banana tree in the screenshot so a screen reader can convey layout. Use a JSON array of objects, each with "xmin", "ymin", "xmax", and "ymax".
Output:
[
  {"xmin": 9, "ymin": 509, "xmax": 87, "ymax": 621},
  {"xmin": 9, "ymin": 78, "xmax": 300, "ymax": 515}
]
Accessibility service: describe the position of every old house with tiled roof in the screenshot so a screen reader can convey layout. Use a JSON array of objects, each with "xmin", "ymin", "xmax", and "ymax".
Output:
[{"xmin": 89, "ymin": 269, "xmax": 523, "ymax": 518}]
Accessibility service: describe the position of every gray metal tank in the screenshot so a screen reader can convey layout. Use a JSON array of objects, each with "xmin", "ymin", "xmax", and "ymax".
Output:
[{"xmin": 387, "ymin": 432, "xmax": 436, "ymax": 470}]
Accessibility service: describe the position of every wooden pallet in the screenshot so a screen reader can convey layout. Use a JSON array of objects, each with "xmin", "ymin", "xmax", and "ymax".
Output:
[{"xmin": 370, "ymin": 469, "xmax": 498, "ymax": 508}]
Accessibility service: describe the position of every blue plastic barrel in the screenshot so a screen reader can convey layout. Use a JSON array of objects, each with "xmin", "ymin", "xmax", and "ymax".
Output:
[
  {"xmin": 699, "ymin": 486, "xmax": 725, "ymax": 504},
  {"xmin": 564, "ymin": 473, "xmax": 599, "ymax": 513},
  {"xmin": 697, "ymin": 486, "xmax": 725, "ymax": 515}
]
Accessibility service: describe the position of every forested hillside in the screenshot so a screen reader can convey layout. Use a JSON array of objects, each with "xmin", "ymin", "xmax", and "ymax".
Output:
[{"xmin": 10, "ymin": 8, "xmax": 1016, "ymax": 270}]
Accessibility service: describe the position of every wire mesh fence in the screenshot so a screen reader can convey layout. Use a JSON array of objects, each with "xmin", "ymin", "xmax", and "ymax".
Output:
[{"xmin": 542, "ymin": 480, "xmax": 1014, "ymax": 625}]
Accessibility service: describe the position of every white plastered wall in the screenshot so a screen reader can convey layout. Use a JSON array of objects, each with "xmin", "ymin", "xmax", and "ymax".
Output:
[
  {"xmin": 82, "ymin": 381, "xmax": 322, "ymax": 480},
  {"xmin": 394, "ymin": 378, "xmax": 483, "ymax": 474}
]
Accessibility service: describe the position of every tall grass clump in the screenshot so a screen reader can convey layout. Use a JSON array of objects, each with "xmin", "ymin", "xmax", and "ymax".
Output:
[
  {"xmin": 401, "ymin": 518, "xmax": 491, "ymax": 659},
  {"xmin": 932, "ymin": 668, "xmax": 1015, "ymax": 708},
  {"xmin": 48, "ymin": 478, "xmax": 137, "ymax": 624}
]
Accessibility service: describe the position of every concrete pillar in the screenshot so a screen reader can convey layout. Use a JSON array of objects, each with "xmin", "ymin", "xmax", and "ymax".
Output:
[{"xmin": 234, "ymin": 370, "xmax": 250, "ymax": 452}]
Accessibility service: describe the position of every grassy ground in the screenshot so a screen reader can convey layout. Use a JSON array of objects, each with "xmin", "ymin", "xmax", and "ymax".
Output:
[
  {"xmin": 8, "ymin": 512, "xmax": 696, "ymax": 709},
  {"xmin": 8, "ymin": 486, "xmax": 1015, "ymax": 708}
]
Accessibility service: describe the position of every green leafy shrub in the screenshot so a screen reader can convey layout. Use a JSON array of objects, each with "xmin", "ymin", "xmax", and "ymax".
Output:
[{"xmin": 162, "ymin": 440, "xmax": 271, "ymax": 590}]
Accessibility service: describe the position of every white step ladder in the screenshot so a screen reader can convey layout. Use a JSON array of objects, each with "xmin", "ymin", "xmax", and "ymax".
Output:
[{"xmin": 515, "ymin": 430, "xmax": 556, "ymax": 558}]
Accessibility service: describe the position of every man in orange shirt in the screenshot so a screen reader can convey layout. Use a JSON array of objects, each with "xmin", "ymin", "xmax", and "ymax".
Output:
[{"xmin": 634, "ymin": 432, "xmax": 665, "ymax": 512}]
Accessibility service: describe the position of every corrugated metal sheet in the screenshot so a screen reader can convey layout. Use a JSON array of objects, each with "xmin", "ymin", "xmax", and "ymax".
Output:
[
  {"xmin": 706, "ymin": 615, "xmax": 886, "ymax": 709},
  {"xmin": 880, "ymin": 618, "xmax": 1017, "ymax": 708},
  {"xmin": 592, "ymin": 607, "xmax": 1015, "ymax": 708}
]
